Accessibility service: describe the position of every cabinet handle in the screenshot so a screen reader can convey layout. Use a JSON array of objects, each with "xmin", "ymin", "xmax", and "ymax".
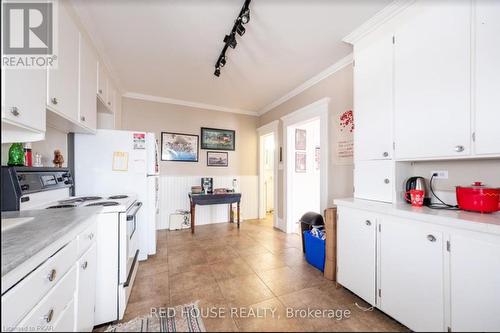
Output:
[
  {"xmin": 384, "ymin": 178, "xmax": 390, "ymax": 184},
  {"xmin": 427, "ymin": 234, "xmax": 436, "ymax": 242},
  {"xmin": 365, "ymin": 220, "xmax": 371, "ymax": 226},
  {"xmin": 382, "ymin": 151, "xmax": 389, "ymax": 157},
  {"xmin": 454, "ymin": 145, "xmax": 464, "ymax": 153},
  {"xmin": 44, "ymin": 309, "xmax": 54, "ymax": 323},
  {"xmin": 82, "ymin": 261, "xmax": 88, "ymax": 270},
  {"xmin": 10, "ymin": 107, "xmax": 20, "ymax": 117},
  {"xmin": 47, "ymin": 269, "xmax": 57, "ymax": 282},
  {"xmin": 88, "ymin": 232, "xmax": 94, "ymax": 240},
  {"xmin": 51, "ymin": 97, "xmax": 58, "ymax": 105},
  {"xmin": 80, "ymin": 116, "xmax": 86, "ymax": 122}
]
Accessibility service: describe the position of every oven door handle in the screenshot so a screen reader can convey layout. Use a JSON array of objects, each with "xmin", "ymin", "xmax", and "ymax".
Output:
[
  {"xmin": 126, "ymin": 202, "xmax": 143, "ymax": 221},
  {"xmin": 123, "ymin": 250, "xmax": 139, "ymax": 288}
]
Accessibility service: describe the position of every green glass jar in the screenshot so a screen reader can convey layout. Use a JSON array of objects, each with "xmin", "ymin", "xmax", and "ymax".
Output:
[{"xmin": 8, "ymin": 143, "xmax": 25, "ymax": 166}]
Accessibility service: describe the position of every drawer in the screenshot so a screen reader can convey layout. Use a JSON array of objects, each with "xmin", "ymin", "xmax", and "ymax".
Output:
[
  {"xmin": 77, "ymin": 221, "xmax": 97, "ymax": 257},
  {"xmin": 2, "ymin": 240, "xmax": 77, "ymax": 330},
  {"xmin": 14, "ymin": 267, "xmax": 76, "ymax": 332},
  {"xmin": 53, "ymin": 299, "xmax": 75, "ymax": 332}
]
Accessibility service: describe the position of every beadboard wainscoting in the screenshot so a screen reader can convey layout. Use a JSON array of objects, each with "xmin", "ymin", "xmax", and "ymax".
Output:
[{"xmin": 158, "ymin": 175, "xmax": 258, "ymax": 229}]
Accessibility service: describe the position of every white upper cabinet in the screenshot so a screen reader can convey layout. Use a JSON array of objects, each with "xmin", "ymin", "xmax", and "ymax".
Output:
[
  {"xmin": 354, "ymin": 34, "xmax": 393, "ymax": 161},
  {"xmin": 394, "ymin": 2, "xmax": 471, "ymax": 160},
  {"xmin": 47, "ymin": 2, "xmax": 80, "ymax": 122},
  {"xmin": 379, "ymin": 217, "xmax": 445, "ymax": 332},
  {"xmin": 2, "ymin": 68, "xmax": 46, "ymax": 134},
  {"xmin": 474, "ymin": 0, "xmax": 500, "ymax": 155},
  {"xmin": 79, "ymin": 35, "xmax": 98, "ymax": 131},
  {"xmin": 354, "ymin": 160, "xmax": 394, "ymax": 203}
]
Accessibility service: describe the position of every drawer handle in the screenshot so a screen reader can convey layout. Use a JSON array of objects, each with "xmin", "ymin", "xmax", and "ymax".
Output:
[
  {"xmin": 88, "ymin": 232, "xmax": 94, "ymax": 240},
  {"xmin": 82, "ymin": 261, "xmax": 88, "ymax": 270},
  {"xmin": 10, "ymin": 107, "xmax": 20, "ymax": 117},
  {"xmin": 44, "ymin": 309, "xmax": 54, "ymax": 323},
  {"xmin": 47, "ymin": 269, "xmax": 56, "ymax": 282},
  {"xmin": 427, "ymin": 234, "xmax": 436, "ymax": 242},
  {"xmin": 365, "ymin": 220, "xmax": 371, "ymax": 226},
  {"xmin": 454, "ymin": 145, "xmax": 464, "ymax": 153},
  {"xmin": 51, "ymin": 97, "xmax": 58, "ymax": 105},
  {"xmin": 384, "ymin": 178, "xmax": 390, "ymax": 184},
  {"xmin": 382, "ymin": 151, "xmax": 389, "ymax": 157}
]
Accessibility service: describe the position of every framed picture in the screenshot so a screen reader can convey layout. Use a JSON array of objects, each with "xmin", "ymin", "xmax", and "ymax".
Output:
[
  {"xmin": 207, "ymin": 151, "xmax": 228, "ymax": 167},
  {"xmin": 201, "ymin": 127, "xmax": 235, "ymax": 151},
  {"xmin": 161, "ymin": 132, "xmax": 199, "ymax": 162},
  {"xmin": 295, "ymin": 151, "xmax": 306, "ymax": 173},
  {"xmin": 295, "ymin": 129, "xmax": 306, "ymax": 150},
  {"xmin": 315, "ymin": 146, "xmax": 320, "ymax": 170}
]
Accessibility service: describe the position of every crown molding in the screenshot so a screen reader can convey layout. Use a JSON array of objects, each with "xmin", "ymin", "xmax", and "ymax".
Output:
[
  {"xmin": 342, "ymin": 0, "xmax": 415, "ymax": 45},
  {"xmin": 122, "ymin": 92, "xmax": 259, "ymax": 117},
  {"xmin": 258, "ymin": 53, "xmax": 353, "ymax": 116}
]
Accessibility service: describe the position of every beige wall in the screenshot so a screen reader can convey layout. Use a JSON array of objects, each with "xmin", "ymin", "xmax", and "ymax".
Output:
[
  {"xmin": 121, "ymin": 97, "xmax": 258, "ymax": 176},
  {"xmin": 258, "ymin": 64, "xmax": 355, "ymax": 218}
]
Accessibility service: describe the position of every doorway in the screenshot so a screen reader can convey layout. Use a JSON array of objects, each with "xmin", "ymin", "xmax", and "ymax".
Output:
[
  {"xmin": 282, "ymin": 98, "xmax": 329, "ymax": 234},
  {"xmin": 258, "ymin": 121, "xmax": 279, "ymax": 229}
]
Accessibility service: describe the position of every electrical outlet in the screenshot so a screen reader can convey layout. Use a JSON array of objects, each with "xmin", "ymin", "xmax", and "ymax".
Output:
[{"xmin": 431, "ymin": 170, "xmax": 448, "ymax": 179}]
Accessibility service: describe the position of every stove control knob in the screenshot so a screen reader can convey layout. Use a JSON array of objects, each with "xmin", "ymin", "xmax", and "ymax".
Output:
[{"xmin": 21, "ymin": 184, "xmax": 29, "ymax": 191}]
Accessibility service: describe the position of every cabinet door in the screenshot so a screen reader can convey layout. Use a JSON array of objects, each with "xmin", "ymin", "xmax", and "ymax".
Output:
[
  {"xmin": 354, "ymin": 34, "xmax": 393, "ymax": 161},
  {"xmin": 379, "ymin": 218, "xmax": 444, "ymax": 332},
  {"xmin": 47, "ymin": 3, "xmax": 79, "ymax": 121},
  {"xmin": 394, "ymin": 2, "xmax": 471, "ymax": 159},
  {"xmin": 97, "ymin": 62, "xmax": 108, "ymax": 103},
  {"xmin": 337, "ymin": 207, "xmax": 377, "ymax": 305},
  {"xmin": 106, "ymin": 83, "xmax": 116, "ymax": 112},
  {"xmin": 79, "ymin": 35, "xmax": 97, "ymax": 131},
  {"xmin": 474, "ymin": 0, "xmax": 500, "ymax": 155},
  {"xmin": 2, "ymin": 68, "xmax": 46, "ymax": 132},
  {"xmin": 449, "ymin": 233, "xmax": 500, "ymax": 332},
  {"xmin": 75, "ymin": 243, "xmax": 97, "ymax": 332},
  {"xmin": 354, "ymin": 160, "xmax": 393, "ymax": 203}
]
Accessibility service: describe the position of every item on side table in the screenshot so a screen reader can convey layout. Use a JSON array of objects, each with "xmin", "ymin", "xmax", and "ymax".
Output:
[
  {"xmin": 191, "ymin": 185, "xmax": 202, "ymax": 194},
  {"xmin": 201, "ymin": 177, "xmax": 213, "ymax": 194},
  {"xmin": 23, "ymin": 143, "xmax": 32, "ymax": 167},
  {"xmin": 53, "ymin": 149, "xmax": 64, "ymax": 167},
  {"xmin": 7, "ymin": 143, "xmax": 25, "ymax": 166},
  {"xmin": 456, "ymin": 182, "xmax": 500, "ymax": 213},
  {"xmin": 214, "ymin": 188, "xmax": 228, "ymax": 194}
]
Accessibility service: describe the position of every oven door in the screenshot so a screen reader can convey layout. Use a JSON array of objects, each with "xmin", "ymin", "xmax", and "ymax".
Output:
[{"xmin": 119, "ymin": 201, "xmax": 142, "ymax": 285}]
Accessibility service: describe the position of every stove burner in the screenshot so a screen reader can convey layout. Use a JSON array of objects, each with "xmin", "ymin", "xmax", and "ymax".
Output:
[
  {"xmin": 59, "ymin": 196, "xmax": 102, "ymax": 204},
  {"xmin": 86, "ymin": 201, "xmax": 120, "ymax": 207},
  {"xmin": 108, "ymin": 195, "xmax": 128, "ymax": 199},
  {"xmin": 46, "ymin": 204, "xmax": 77, "ymax": 209}
]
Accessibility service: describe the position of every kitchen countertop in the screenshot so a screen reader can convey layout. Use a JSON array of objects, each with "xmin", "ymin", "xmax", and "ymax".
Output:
[
  {"xmin": 334, "ymin": 198, "xmax": 500, "ymax": 235},
  {"xmin": 1, "ymin": 207, "xmax": 102, "ymax": 282}
]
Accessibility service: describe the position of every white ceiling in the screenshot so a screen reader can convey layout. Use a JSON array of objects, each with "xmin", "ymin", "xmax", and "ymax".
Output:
[{"xmin": 72, "ymin": 0, "xmax": 391, "ymax": 113}]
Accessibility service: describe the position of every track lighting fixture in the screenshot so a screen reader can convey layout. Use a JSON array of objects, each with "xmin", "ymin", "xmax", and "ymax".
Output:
[{"xmin": 213, "ymin": 0, "xmax": 251, "ymax": 77}]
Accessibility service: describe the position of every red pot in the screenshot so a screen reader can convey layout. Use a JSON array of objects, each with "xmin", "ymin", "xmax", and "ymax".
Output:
[{"xmin": 456, "ymin": 182, "xmax": 500, "ymax": 213}]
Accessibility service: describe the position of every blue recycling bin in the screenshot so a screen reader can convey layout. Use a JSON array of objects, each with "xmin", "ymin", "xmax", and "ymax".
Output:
[{"xmin": 303, "ymin": 230, "xmax": 325, "ymax": 272}]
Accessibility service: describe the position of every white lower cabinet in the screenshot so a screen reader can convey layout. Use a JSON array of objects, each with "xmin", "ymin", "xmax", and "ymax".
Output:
[
  {"xmin": 449, "ymin": 232, "xmax": 500, "ymax": 332},
  {"xmin": 336, "ymin": 206, "xmax": 500, "ymax": 332},
  {"xmin": 75, "ymin": 243, "xmax": 97, "ymax": 332},
  {"xmin": 379, "ymin": 217, "xmax": 444, "ymax": 332},
  {"xmin": 337, "ymin": 207, "xmax": 377, "ymax": 305}
]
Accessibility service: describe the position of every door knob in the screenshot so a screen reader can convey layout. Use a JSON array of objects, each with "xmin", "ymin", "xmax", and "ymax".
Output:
[
  {"xmin": 382, "ymin": 151, "xmax": 389, "ymax": 157},
  {"xmin": 10, "ymin": 107, "xmax": 20, "ymax": 117},
  {"xmin": 365, "ymin": 220, "xmax": 371, "ymax": 226},
  {"xmin": 427, "ymin": 234, "xmax": 436, "ymax": 242},
  {"xmin": 51, "ymin": 97, "xmax": 58, "ymax": 105},
  {"xmin": 454, "ymin": 145, "xmax": 464, "ymax": 152},
  {"xmin": 384, "ymin": 178, "xmax": 390, "ymax": 184}
]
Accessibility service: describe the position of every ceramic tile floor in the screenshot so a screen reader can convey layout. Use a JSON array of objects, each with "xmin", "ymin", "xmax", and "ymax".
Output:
[{"xmin": 101, "ymin": 216, "xmax": 408, "ymax": 332}]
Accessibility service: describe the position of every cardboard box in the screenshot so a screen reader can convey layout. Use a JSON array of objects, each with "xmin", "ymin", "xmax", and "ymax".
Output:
[
  {"xmin": 323, "ymin": 207, "xmax": 337, "ymax": 281},
  {"xmin": 324, "ymin": 258, "xmax": 335, "ymax": 281}
]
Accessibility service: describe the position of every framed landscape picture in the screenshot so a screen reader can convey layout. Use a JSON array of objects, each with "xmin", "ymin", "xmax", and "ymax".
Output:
[
  {"xmin": 201, "ymin": 127, "xmax": 235, "ymax": 151},
  {"xmin": 161, "ymin": 132, "xmax": 199, "ymax": 162},
  {"xmin": 207, "ymin": 151, "xmax": 228, "ymax": 167},
  {"xmin": 295, "ymin": 129, "xmax": 306, "ymax": 150}
]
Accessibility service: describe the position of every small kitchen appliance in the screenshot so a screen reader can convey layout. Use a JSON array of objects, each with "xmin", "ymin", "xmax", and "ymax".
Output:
[
  {"xmin": 405, "ymin": 176, "xmax": 430, "ymax": 205},
  {"xmin": 456, "ymin": 182, "xmax": 500, "ymax": 213}
]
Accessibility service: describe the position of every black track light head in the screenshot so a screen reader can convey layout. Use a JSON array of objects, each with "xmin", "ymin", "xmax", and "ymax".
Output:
[
  {"xmin": 220, "ymin": 56, "xmax": 227, "ymax": 67},
  {"xmin": 236, "ymin": 23, "xmax": 246, "ymax": 36},
  {"xmin": 214, "ymin": 67, "xmax": 221, "ymax": 77},
  {"xmin": 225, "ymin": 33, "xmax": 237, "ymax": 49},
  {"xmin": 240, "ymin": 9, "xmax": 250, "ymax": 24}
]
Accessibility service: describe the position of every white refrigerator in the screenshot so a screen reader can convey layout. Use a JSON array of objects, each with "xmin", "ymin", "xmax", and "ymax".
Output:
[{"xmin": 74, "ymin": 129, "xmax": 160, "ymax": 260}]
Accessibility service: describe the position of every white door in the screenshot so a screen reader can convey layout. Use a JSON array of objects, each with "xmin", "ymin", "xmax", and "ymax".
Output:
[
  {"xmin": 2, "ymin": 68, "xmax": 46, "ymax": 133},
  {"xmin": 78, "ymin": 35, "xmax": 97, "ymax": 131},
  {"xmin": 379, "ymin": 217, "xmax": 444, "ymax": 332},
  {"xmin": 394, "ymin": 2, "xmax": 471, "ymax": 159},
  {"xmin": 474, "ymin": 0, "xmax": 500, "ymax": 156},
  {"xmin": 354, "ymin": 160, "xmax": 393, "ymax": 203},
  {"xmin": 354, "ymin": 33, "xmax": 393, "ymax": 161},
  {"xmin": 75, "ymin": 243, "xmax": 97, "ymax": 332},
  {"xmin": 47, "ymin": 3, "xmax": 80, "ymax": 122},
  {"xmin": 449, "ymin": 232, "xmax": 500, "ymax": 332},
  {"xmin": 337, "ymin": 207, "xmax": 377, "ymax": 305}
]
